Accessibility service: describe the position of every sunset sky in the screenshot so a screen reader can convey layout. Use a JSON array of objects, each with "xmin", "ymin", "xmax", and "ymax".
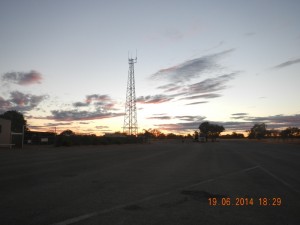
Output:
[{"xmin": 0, "ymin": 0, "xmax": 299, "ymax": 135}]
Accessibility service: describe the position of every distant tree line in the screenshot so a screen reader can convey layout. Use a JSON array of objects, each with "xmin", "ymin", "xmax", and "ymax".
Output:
[
  {"xmin": 247, "ymin": 123, "xmax": 300, "ymax": 139},
  {"xmin": 220, "ymin": 132, "xmax": 245, "ymax": 139},
  {"xmin": 55, "ymin": 130, "xmax": 144, "ymax": 146},
  {"xmin": 142, "ymin": 128, "xmax": 191, "ymax": 140}
]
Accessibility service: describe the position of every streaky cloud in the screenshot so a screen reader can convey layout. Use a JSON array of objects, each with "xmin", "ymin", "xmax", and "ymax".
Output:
[
  {"xmin": 245, "ymin": 114, "xmax": 300, "ymax": 127},
  {"xmin": 147, "ymin": 116, "xmax": 172, "ymax": 120},
  {"xmin": 181, "ymin": 93, "xmax": 221, "ymax": 100},
  {"xmin": 174, "ymin": 115, "xmax": 206, "ymax": 122},
  {"xmin": 154, "ymin": 114, "xmax": 300, "ymax": 133},
  {"xmin": 232, "ymin": 113, "xmax": 248, "ymax": 116},
  {"xmin": 273, "ymin": 58, "xmax": 300, "ymax": 69},
  {"xmin": 186, "ymin": 73, "xmax": 237, "ymax": 95},
  {"xmin": 136, "ymin": 95, "xmax": 173, "ymax": 104},
  {"xmin": 157, "ymin": 83, "xmax": 182, "ymax": 92},
  {"xmin": 231, "ymin": 112, "xmax": 249, "ymax": 119},
  {"xmin": 151, "ymin": 49, "xmax": 235, "ymax": 82},
  {"xmin": 185, "ymin": 101, "xmax": 208, "ymax": 105},
  {"xmin": 49, "ymin": 110, "xmax": 124, "ymax": 121}
]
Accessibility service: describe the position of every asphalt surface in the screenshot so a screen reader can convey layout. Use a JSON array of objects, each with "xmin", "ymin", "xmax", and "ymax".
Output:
[{"xmin": 0, "ymin": 139, "xmax": 299, "ymax": 225}]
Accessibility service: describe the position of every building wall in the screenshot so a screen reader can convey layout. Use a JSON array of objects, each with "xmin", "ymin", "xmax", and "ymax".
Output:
[{"xmin": 0, "ymin": 118, "xmax": 11, "ymax": 144}]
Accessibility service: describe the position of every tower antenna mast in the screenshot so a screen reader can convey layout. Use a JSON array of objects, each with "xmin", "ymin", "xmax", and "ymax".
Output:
[{"xmin": 123, "ymin": 52, "xmax": 138, "ymax": 135}]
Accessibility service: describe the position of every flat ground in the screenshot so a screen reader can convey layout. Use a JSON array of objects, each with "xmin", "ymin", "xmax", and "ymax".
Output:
[{"xmin": 0, "ymin": 140, "xmax": 299, "ymax": 225}]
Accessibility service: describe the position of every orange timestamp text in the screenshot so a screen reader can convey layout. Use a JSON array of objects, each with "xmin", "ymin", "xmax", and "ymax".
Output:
[{"xmin": 208, "ymin": 197, "xmax": 282, "ymax": 206}]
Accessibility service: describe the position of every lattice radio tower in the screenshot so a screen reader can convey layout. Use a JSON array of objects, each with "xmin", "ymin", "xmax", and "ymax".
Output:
[{"xmin": 123, "ymin": 54, "xmax": 138, "ymax": 135}]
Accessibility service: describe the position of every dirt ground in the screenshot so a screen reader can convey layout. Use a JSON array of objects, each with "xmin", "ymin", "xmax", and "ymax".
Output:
[{"xmin": 0, "ymin": 139, "xmax": 299, "ymax": 225}]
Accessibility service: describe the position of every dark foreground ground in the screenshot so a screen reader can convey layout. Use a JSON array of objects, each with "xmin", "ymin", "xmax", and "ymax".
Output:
[{"xmin": 0, "ymin": 140, "xmax": 299, "ymax": 225}]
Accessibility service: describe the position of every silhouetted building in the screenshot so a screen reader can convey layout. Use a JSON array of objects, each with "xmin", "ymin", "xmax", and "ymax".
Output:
[
  {"xmin": 0, "ymin": 118, "xmax": 11, "ymax": 145},
  {"xmin": 25, "ymin": 131, "xmax": 56, "ymax": 144}
]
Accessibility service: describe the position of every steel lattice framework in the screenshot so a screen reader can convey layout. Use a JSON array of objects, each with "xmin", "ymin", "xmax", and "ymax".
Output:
[{"xmin": 123, "ymin": 56, "xmax": 138, "ymax": 135}]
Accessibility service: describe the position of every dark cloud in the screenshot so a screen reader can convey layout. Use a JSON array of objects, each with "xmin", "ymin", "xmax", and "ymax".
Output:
[
  {"xmin": 154, "ymin": 114, "xmax": 300, "ymax": 133},
  {"xmin": 170, "ymin": 73, "xmax": 237, "ymax": 103},
  {"xmin": 231, "ymin": 113, "xmax": 249, "ymax": 119},
  {"xmin": 147, "ymin": 115, "xmax": 205, "ymax": 121},
  {"xmin": 94, "ymin": 102, "xmax": 116, "ymax": 111},
  {"xmin": 185, "ymin": 101, "xmax": 208, "ymax": 105},
  {"xmin": 174, "ymin": 115, "xmax": 206, "ymax": 122},
  {"xmin": 157, "ymin": 83, "xmax": 182, "ymax": 92},
  {"xmin": 10, "ymin": 91, "xmax": 44, "ymax": 106},
  {"xmin": 185, "ymin": 73, "xmax": 237, "ymax": 95},
  {"xmin": 36, "ymin": 93, "xmax": 124, "ymax": 122},
  {"xmin": 245, "ymin": 114, "xmax": 300, "ymax": 128},
  {"xmin": 73, "ymin": 94, "xmax": 118, "ymax": 111},
  {"xmin": 232, "ymin": 113, "xmax": 249, "ymax": 116},
  {"xmin": 154, "ymin": 116, "xmax": 206, "ymax": 132},
  {"xmin": 219, "ymin": 121, "xmax": 253, "ymax": 131},
  {"xmin": 155, "ymin": 120, "xmax": 252, "ymax": 133},
  {"xmin": 151, "ymin": 49, "xmax": 234, "ymax": 82},
  {"xmin": 0, "ymin": 91, "xmax": 47, "ymax": 113},
  {"xmin": 180, "ymin": 93, "xmax": 221, "ymax": 100},
  {"xmin": 148, "ymin": 51, "xmax": 238, "ymax": 107},
  {"xmin": 86, "ymin": 94, "xmax": 111, "ymax": 103},
  {"xmin": 2, "ymin": 70, "xmax": 42, "ymax": 85},
  {"xmin": 272, "ymin": 58, "xmax": 300, "ymax": 69},
  {"xmin": 49, "ymin": 110, "xmax": 124, "ymax": 121},
  {"xmin": 0, "ymin": 96, "xmax": 11, "ymax": 111},
  {"xmin": 220, "ymin": 114, "xmax": 300, "ymax": 130},
  {"xmin": 73, "ymin": 102, "xmax": 89, "ymax": 107},
  {"xmin": 136, "ymin": 95, "xmax": 173, "ymax": 104},
  {"xmin": 212, "ymin": 119, "xmax": 297, "ymax": 132},
  {"xmin": 231, "ymin": 116, "xmax": 245, "ymax": 120},
  {"xmin": 154, "ymin": 73, "xmax": 237, "ymax": 104},
  {"xmin": 143, "ymin": 72, "xmax": 237, "ymax": 106},
  {"xmin": 147, "ymin": 116, "xmax": 172, "ymax": 120}
]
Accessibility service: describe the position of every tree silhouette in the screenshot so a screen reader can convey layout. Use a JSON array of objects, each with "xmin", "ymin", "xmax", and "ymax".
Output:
[
  {"xmin": 0, "ymin": 110, "xmax": 27, "ymax": 132},
  {"xmin": 248, "ymin": 123, "xmax": 267, "ymax": 139},
  {"xmin": 60, "ymin": 129, "xmax": 75, "ymax": 136},
  {"xmin": 199, "ymin": 122, "xmax": 210, "ymax": 142},
  {"xmin": 280, "ymin": 127, "xmax": 300, "ymax": 138},
  {"xmin": 199, "ymin": 122, "xmax": 225, "ymax": 142}
]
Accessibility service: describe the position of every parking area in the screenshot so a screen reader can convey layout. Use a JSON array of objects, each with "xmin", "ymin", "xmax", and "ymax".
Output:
[{"xmin": 0, "ymin": 140, "xmax": 299, "ymax": 225}]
